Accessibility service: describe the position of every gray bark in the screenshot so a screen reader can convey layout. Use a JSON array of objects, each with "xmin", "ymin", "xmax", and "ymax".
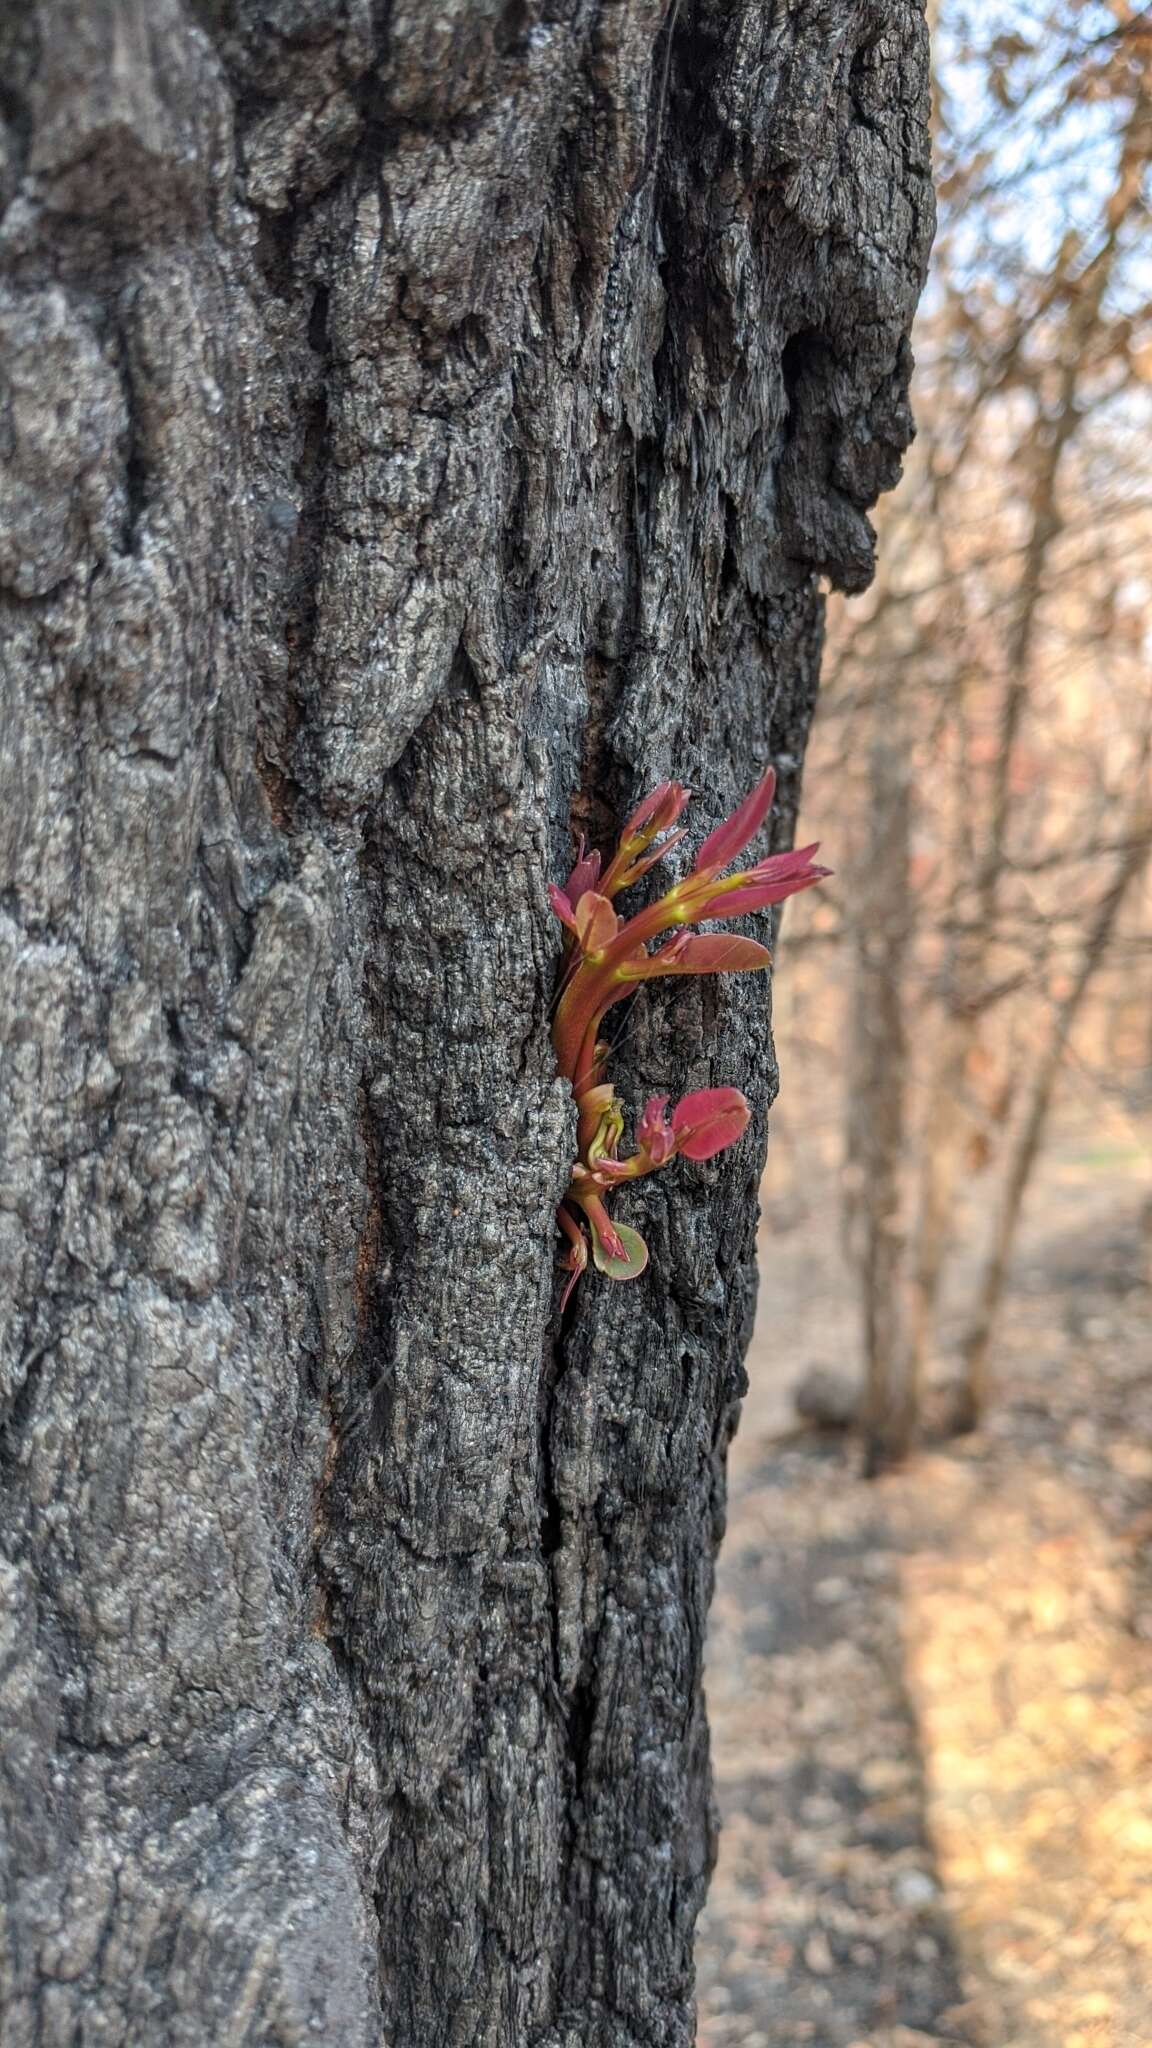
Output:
[{"xmin": 0, "ymin": 5, "xmax": 932, "ymax": 2044}]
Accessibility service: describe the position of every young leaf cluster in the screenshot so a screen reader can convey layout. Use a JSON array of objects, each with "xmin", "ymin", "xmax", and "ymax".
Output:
[{"xmin": 550, "ymin": 768, "xmax": 828, "ymax": 1305}]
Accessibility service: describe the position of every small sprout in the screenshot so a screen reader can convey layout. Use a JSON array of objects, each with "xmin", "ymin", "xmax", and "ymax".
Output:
[
  {"xmin": 551, "ymin": 767, "xmax": 829, "ymax": 1303},
  {"xmin": 590, "ymin": 1219, "xmax": 649, "ymax": 1281}
]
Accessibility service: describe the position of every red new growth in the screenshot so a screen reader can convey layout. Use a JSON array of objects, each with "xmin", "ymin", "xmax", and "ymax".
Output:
[{"xmin": 550, "ymin": 767, "xmax": 829, "ymax": 1306}]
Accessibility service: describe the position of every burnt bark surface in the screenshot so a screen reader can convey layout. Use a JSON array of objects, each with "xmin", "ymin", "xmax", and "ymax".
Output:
[{"xmin": 0, "ymin": 5, "xmax": 931, "ymax": 2043}]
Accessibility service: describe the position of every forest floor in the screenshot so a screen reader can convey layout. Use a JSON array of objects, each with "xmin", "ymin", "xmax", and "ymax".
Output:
[{"xmin": 695, "ymin": 1108, "xmax": 1152, "ymax": 2048}]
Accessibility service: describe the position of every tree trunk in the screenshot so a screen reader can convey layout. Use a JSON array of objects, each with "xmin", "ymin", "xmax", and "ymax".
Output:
[
  {"xmin": 850, "ymin": 730, "xmax": 915, "ymax": 1473},
  {"xmin": 955, "ymin": 811, "xmax": 1152, "ymax": 1428},
  {"xmin": 0, "ymin": 5, "xmax": 931, "ymax": 2043}
]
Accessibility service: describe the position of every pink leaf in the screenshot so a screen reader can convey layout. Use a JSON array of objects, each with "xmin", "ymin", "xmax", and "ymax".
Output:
[
  {"xmin": 743, "ymin": 843, "xmax": 826, "ymax": 884},
  {"xmin": 563, "ymin": 837, "xmax": 603, "ymax": 907},
  {"xmin": 693, "ymin": 860, "xmax": 830, "ymax": 919},
  {"xmin": 671, "ymin": 1087, "xmax": 750, "ymax": 1160},
  {"xmin": 548, "ymin": 882, "xmax": 578, "ymax": 932},
  {"xmin": 619, "ymin": 779, "xmax": 691, "ymax": 844},
  {"xmin": 601, "ymin": 783, "xmax": 692, "ymax": 896},
  {"xmin": 573, "ymin": 890, "xmax": 620, "ymax": 953},
  {"xmin": 618, "ymin": 827, "xmax": 689, "ymax": 886},
  {"xmin": 636, "ymin": 1093, "xmax": 675, "ymax": 1165},
  {"xmin": 587, "ymin": 1156, "xmax": 635, "ymax": 1182},
  {"xmin": 692, "ymin": 767, "xmax": 776, "ymax": 877},
  {"xmin": 636, "ymin": 933, "xmax": 773, "ymax": 977}
]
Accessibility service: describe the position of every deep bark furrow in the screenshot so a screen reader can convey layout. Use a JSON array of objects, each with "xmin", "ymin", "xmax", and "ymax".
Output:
[{"xmin": 0, "ymin": 4, "xmax": 932, "ymax": 2043}]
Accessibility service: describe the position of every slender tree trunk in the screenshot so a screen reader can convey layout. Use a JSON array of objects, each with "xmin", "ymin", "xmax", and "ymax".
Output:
[
  {"xmin": 849, "ymin": 730, "xmax": 915, "ymax": 1472},
  {"xmin": 0, "ymin": 5, "xmax": 931, "ymax": 2042},
  {"xmin": 955, "ymin": 815, "xmax": 1152, "ymax": 1428}
]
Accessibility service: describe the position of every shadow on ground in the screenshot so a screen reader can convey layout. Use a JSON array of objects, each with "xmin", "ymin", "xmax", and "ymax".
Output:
[{"xmin": 696, "ymin": 1133, "xmax": 1152, "ymax": 2048}]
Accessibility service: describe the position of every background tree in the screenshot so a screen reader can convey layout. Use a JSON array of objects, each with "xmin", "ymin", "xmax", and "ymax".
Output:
[
  {"xmin": 782, "ymin": 0, "xmax": 1152, "ymax": 1459},
  {"xmin": 0, "ymin": 3, "xmax": 931, "ymax": 2042},
  {"xmin": 848, "ymin": 723, "xmax": 916, "ymax": 1473}
]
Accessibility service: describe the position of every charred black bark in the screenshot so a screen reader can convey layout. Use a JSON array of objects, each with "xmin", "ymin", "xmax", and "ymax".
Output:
[{"xmin": 0, "ymin": 4, "xmax": 932, "ymax": 2042}]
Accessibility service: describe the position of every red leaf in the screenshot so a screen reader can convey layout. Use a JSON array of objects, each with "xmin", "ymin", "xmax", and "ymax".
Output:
[
  {"xmin": 692, "ymin": 767, "xmax": 776, "ymax": 876},
  {"xmin": 548, "ymin": 882, "xmax": 578, "ymax": 931},
  {"xmin": 637, "ymin": 933, "xmax": 773, "ymax": 977},
  {"xmin": 573, "ymin": 890, "xmax": 619, "ymax": 953},
  {"xmin": 636, "ymin": 1093, "xmax": 675, "ymax": 1165},
  {"xmin": 619, "ymin": 779, "xmax": 691, "ymax": 844},
  {"xmin": 671, "ymin": 1087, "xmax": 750, "ymax": 1160},
  {"xmin": 601, "ymin": 783, "xmax": 692, "ymax": 896},
  {"xmin": 563, "ymin": 837, "xmax": 603, "ymax": 907}
]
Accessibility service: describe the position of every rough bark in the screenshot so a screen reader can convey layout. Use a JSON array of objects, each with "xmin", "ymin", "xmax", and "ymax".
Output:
[{"xmin": 0, "ymin": 5, "xmax": 932, "ymax": 2044}]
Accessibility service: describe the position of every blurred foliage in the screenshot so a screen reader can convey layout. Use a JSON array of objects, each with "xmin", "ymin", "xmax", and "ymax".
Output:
[{"xmin": 779, "ymin": 0, "xmax": 1152, "ymax": 1460}]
